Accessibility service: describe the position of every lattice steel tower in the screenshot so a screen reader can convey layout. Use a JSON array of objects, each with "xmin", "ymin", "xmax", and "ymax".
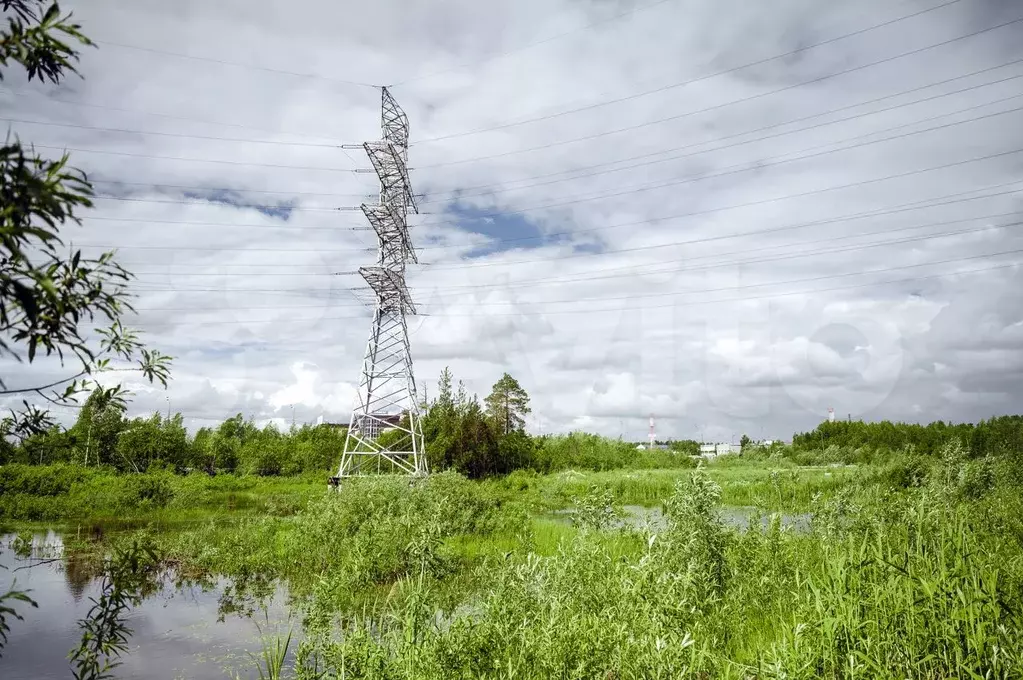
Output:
[{"xmin": 336, "ymin": 88, "xmax": 426, "ymax": 479}]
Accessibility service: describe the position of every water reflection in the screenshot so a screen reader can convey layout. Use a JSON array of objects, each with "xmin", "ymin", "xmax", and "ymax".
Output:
[
  {"xmin": 622, "ymin": 504, "xmax": 812, "ymax": 532},
  {"xmin": 0, "ymin": 532, "xmax": 291, "ymax": 680},
  {"xmin": 549, "ymin": 504, "xmax": 813, "ymax": 532}
]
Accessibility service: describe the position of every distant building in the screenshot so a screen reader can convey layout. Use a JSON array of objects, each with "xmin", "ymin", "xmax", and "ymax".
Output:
[{"xmin": 699, "ymin": 443, "xmax": 742, "ymax": 458}]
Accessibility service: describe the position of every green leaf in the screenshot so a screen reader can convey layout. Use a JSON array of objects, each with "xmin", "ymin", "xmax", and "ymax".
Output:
[{"xmin": 42, "ymin": 3, "xmax": 61, "ymax": 25}]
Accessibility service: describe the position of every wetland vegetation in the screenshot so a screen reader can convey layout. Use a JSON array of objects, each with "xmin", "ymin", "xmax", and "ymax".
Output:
[{"xmin": 3, "ymin": 416, "xmax": 1022, "ymax": 678}]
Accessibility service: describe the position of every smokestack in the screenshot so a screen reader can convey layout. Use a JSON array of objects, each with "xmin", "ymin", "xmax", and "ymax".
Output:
[
  {"xmin": 827, "ymin": 407, "xmax": 835, "ymax": 423},
  {"xmin": 649, "ymin": 414, "xmax": 656, "ymax": 449}
]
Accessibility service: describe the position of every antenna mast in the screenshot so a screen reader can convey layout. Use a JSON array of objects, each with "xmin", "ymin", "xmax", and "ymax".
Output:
[{"xmin": 336, "ymin": 87, "xmax": 427, "ymax": 480}]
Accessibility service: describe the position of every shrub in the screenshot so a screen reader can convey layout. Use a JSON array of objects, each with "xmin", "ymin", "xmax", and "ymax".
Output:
[
  {"xmin": 119, "ymin": 474, "xmax": 174, "ymax": 510},
  {"xmin": 0, "ymin": 463, "xmax": 102, "ymax": 497}
]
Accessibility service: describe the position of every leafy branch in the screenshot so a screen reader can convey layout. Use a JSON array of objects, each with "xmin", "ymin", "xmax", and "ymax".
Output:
[
  {"xmin": 0, "ymin": 1, "xmax": 173, "ymax": 439},
  {"xmin": 0, "ymin": 0, "xmax": 93, "ymax": 84},
  {"xmin": 0, "ymin": 581, "xmax": 38, "ymax": 657},
  {"xmin": 69, "ymin": 540, "xmax": 161, "ymax": 680}
]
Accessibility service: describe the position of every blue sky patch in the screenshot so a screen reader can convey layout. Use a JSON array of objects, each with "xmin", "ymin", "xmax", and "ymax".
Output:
[
  {"xmin": 183, "ymin": 189, "xmax": 295, "ymax": 221},
  {"xmin": 438, "ymin": 202, "xmax": 553, "ymax": 258}
]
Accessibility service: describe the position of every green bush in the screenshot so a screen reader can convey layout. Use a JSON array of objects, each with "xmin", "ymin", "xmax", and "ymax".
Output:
[
  {"xmin": 876, "ymin": 453, "xmax": 933, "ymax": 489},
  {"xmin": 0, "ymin": 463, "xmax": 99, "ymax": 496},
  {"xmin": 119, "ymin": 474, "xmax": 174, "ymax": 509},
  {"xmin": 529, "ymin": 433, "xmax": 671, "ymax": 472}
]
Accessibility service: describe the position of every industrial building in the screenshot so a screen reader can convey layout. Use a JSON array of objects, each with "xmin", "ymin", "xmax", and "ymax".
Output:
[{"xmin": 699, "ymin": 443, "xmax": 742, "ymax": 458}]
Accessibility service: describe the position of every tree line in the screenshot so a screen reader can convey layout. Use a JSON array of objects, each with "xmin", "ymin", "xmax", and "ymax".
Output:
[
  {"xmin": 0, "ymin": 369, "xmax": 698, "ymax": 477},
  {"xmin": 791, "ymin": 416, "xmax": 1023, "ymax": 458}
]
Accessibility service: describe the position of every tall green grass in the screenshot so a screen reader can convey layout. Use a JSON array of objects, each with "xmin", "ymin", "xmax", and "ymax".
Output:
[
  {"xmin": 518, "ymin": 463, "xmax": 860, "ymax": 511},
  {"xmin": 287, "ymin": 460, "xmax": 1023, "ymax": 679}
]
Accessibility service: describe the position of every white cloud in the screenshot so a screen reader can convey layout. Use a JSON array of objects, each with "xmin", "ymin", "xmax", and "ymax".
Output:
[{"xmin": 1, "ymin": 0, "xmax": 1021, "ymax": 445}]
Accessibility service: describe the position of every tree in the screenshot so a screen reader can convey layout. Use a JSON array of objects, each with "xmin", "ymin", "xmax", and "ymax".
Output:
[
  {"xmin": 0, "ymin": 1, "xmax": 171, "ymax": 441},
  {"xmin": 484, "ymin": 373, "xmax": 531, "ymax": 436},
  {"xmin": 422, "ymin": 367, "xmax": 460, "ymax": 471},
  {"xmin": 113, "ymin": 414, "xmax": 188, "ymax": 473},
  {"xmin": 436, "ymin": 367, "xmax": 454, "ymax": 415},
  {"xmin": 69, "ymin": 387, "xmax": 126, "ymax": 466},
  {"xmin": 452, "ymin": 397, "xmax": 499, "ymax": 478},
  {"xmin": 739, "ymin": 434, "xmax": 752, "ymax": 451}
]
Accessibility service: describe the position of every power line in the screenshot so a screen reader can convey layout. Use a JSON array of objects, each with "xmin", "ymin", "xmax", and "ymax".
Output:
[
  {"xmin": 31, "ymin": 144, "xmax": 362, "ymax": 173},
  {"xmin": 409, "ymin": 216, "xmax": 1023, "ymax": 292},
  {"xmin": 121, "ymin": 219, "xmax": 1023, "ymax": 304},
  {"xmin": 64, "ymin": 137, "xmax": 1023, "ymax": 246},
  {"xmin": 81, "ymin": 215, "xmax": 370, "ymax": 233},
  {"xmin": 57, "ymin": 97, "xmax": 1023, "ymax": 224},
  {"xmin": 391, "ymin": 0, "xmax": 675, "ymax": 86},
  {"xmin": 77, "ymin": 243, "xmax": 376, "ymax": 254},
  {"xmin": 416, "ymin": 63, "xmax": 1023, "ymax": 202},
  {"xmin": 130, "ymin": 286, "xmax": 344, "ymax": 297},
  {"xmin": 93, "ymin": 40, "xmax": 380, "ymax": 88},
  {"xmin": 107, "ymin": 191, "xmax": 1023, "ymax": 276},
  {"xmin": 110, "ymin": 259, "xmax": 1020, "ymax": 325},
  {"xmin": 72, "ymin": 92, "xmax": 1017, "ymax": 219},
  {"xmin": 0, "ymin": 116, "xmax": 348, "ymax": 148},
  {"xmin": 125, "ymin": 269, "xmax": 341, "ymax": 275},
  {"xmin": 24, "ymin": 56, "xmax": 1013, "ymax": 211},
  {"xmin": 89, "ymin": 178, "xmax": 380, "ymax": 199},
  {"xmin": 58, "ymin": 86, "xmax": 1023, "ymax": 244},
  {"xmin": 417, "ymin": 181, "xmax": 1023, "ymax": 269},
  {"xmin": 432, "ymin": 247, "xmax": 1023, "ymax": 308},
  {"xmin": 134, "ymin": 243, "xmax": 1023, "ymax": 312},
  {"xmin": 59, "ymin": 64, "xmax": 1023, "ymax": 221},
  {"xmin": 413, "ymin": 145, "xmax": 1023, "ymax": 250},
  {"xmin": 0, "ymin": 86, "xmax": 343, "ymax": 143},
  {"xmin": 415, "ymin": 95, "xmax": 1023, "ymax": 227},
  {"xmin": 107, "ymin": 201, "xmax": 1023, "ymax": 285},
  {"xmin": 78, "ymin": 181, "xmax": 1021, "ymax": 261},
  {"xmin": 88, "ymin": 195, "xmax": 355, "ymax": 213},
  {"xmin": 414, "ymin": 0, "xmax": 967, "ymax": 143},
  {"xmin": 413, "ymin": 14, "xmax": 1023, "ymax": 168}
]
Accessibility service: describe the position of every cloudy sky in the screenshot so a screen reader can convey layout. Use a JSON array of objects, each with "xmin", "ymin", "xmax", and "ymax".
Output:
[{"xmin": 2, "ymin": 0, "xmax": 1022, "ymax": 443}]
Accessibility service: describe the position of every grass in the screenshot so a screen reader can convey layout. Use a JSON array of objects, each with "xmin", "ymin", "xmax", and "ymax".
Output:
[
  {"xmin": 0, "ymin": 465, "xmax": 326, "ymax": 524},
  {"xmin": 283, "ymin": 461, "xmax": 1023, "ymax": 679},
  {"xmin": 4, "ymin": 444, "xmax": 1022, "ymax": 678},
  {"xmin": 512, "ymin": 462, "xmax": 861, "ymax": 512}
]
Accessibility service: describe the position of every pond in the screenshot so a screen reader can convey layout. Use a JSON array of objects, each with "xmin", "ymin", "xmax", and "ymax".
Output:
[{"xmin": 0, "ymin": 532, "xmax": 292, "ymax": 680}]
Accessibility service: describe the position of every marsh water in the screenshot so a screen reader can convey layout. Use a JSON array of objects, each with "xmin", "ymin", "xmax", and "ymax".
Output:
[
  {"xmin": 550, "ymin": 504, "xmax": 813, "ymax": 532},
  {"xmin": 0, "ymin": 532, "xmax": 291, "ymax": 680}
]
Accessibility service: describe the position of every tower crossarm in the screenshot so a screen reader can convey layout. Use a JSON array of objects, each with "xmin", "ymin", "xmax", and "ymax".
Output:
[
  {"xmin": 364, "ymin": 142, "xmax": 419, "ymax": 214},
  {"xmin": 361, "ymin": 203, "xmax": 417, "ymax": 265},
  {"xmin": 359, "ymin": 266, "xmax": 416, "ymax": 315}
]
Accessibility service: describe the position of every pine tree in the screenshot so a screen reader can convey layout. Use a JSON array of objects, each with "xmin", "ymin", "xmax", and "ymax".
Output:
[{"xmin": 484, "ymin": 373, "xmax": 531, "ymax": 436}]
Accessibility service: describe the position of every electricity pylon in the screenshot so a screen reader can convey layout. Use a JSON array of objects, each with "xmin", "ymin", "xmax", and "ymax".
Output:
[{"xmin": 335, "ymin": 88, "xmax": 426, "ymax": 480}]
